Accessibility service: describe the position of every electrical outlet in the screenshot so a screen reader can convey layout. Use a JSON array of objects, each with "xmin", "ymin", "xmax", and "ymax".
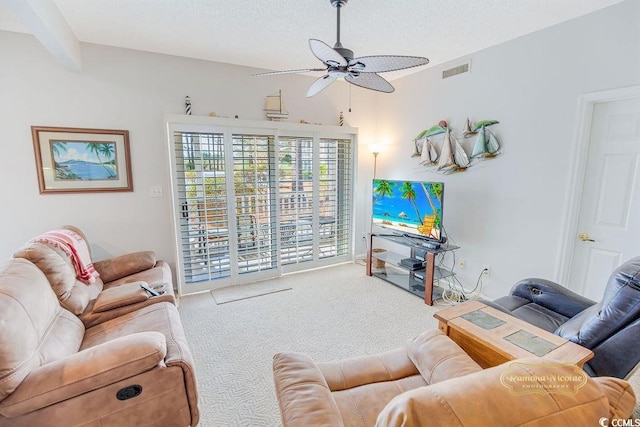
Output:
[
  {"xmin": 458, "ymin": 259, "xmax": 465, "ymax": 269},
  {"xmin": 482, "ymin": 265, "xmax": 491, "ymax": 276}
]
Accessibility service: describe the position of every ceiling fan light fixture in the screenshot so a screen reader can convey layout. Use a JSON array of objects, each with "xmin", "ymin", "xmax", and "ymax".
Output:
[
  {"xmin": 333, "ymin": 47, "xmax": 354, "ymax": 61},
  {"xmin": 254, "ymin": 0, "xmax": 429, "ymax": 97}
]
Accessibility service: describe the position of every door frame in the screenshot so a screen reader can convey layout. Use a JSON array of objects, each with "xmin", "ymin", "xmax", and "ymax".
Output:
[{"xmin": 556, "ymin": 85, "xmax": 640, "ymax": 289}]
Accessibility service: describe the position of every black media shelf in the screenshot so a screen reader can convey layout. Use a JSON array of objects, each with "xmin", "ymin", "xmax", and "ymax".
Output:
[{"xmin": 366, "ymin": 233, "xmax": 459, "ymax": 305}]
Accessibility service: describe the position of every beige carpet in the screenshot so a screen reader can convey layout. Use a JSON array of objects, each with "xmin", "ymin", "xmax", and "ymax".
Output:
[
  {"xmin": 178, "ymin": 262, "xmax": 640, "ymax": 426},
  {"xmin": 211, "ymin": 282, "xmax": 292, "ymax": 304}
]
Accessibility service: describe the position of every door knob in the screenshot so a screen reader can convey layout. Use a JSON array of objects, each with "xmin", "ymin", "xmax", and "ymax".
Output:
[{"xmin": 578, "ymin": 232, "xmax": 595, "ymax": 242}]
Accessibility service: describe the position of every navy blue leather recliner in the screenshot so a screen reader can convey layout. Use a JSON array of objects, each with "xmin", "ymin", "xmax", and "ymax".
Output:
[{"xmin": 484, "ymin": 256, "xmax": 640, "ymax": 379}]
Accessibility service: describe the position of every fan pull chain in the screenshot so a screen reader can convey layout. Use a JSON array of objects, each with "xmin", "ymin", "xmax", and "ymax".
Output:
[{"xmin": 348, "ymin": 84, "xmax": 352, "ymax": 112}]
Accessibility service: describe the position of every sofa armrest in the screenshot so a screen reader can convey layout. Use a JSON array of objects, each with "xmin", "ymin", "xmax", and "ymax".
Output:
[
  {"xmin": 160, "ymin": 302, "xmax": 200, "ymax": 426},
  {"xmin": 92, "ymin": 251, "xmax": 157, "ymax": 283},
  {"xmin": 594, "ymin": 376, "xmax": 637, "ymax": 418},
  {"xmin": 407, "ymin": 329, "xmax": 482, "ymax": 384},
  {"xmin": 510, "ymin": 278, "xmax": 596, "ymax": 318},
  {"xmin": 273, "ymin": 352, "xmax": 345, "ymax": 427},
  {"xmin": 0, "ymin": 332, "xmax": 166, "ymax": 417}
]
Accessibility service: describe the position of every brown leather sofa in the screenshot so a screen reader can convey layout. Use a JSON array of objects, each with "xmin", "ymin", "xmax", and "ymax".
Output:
[
  {"xmin": 0, "ymin": 257, "xmax": 199, "ymax": 425},
  {"xmin": 13, "ymin": 225, "xmax": 176, "ymax": 328},
  {"xmin": 273, "ymin": 329, "xmax": 636, "ymax": 426}
]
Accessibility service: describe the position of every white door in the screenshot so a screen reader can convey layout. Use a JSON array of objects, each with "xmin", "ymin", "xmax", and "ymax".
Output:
[{"xmin": 569, "ymin": 96, "xmax": 640, "ymax": 300}]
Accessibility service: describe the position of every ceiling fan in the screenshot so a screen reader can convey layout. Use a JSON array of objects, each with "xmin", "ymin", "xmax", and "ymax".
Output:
[{"xmin": 253, "ymin": 0, "xmax": 430, "ymax": 97}]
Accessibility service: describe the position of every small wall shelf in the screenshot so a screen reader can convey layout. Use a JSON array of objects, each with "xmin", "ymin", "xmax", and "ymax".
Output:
[{"xmin": 366, "ymin": 233, "xmax": 459, "ymax": 305}]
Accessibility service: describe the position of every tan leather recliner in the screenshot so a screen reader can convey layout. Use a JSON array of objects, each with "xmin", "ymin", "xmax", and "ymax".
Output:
[
  {"xmin": 13, "ymin": 225, "xmax": 176, "ymax": 328},
  {"xmin": 0, "ymin": 258, "xmax": 199, "ymax": 426},
  {"xmin": 273, "ymin": 329, "xmax": 636, "ymax": 426}
]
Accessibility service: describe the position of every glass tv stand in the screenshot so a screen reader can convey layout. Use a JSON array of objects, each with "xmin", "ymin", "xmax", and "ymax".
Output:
[{"xmin": 366, "ymin": 233, "xmax": 459, "ymax": 305}]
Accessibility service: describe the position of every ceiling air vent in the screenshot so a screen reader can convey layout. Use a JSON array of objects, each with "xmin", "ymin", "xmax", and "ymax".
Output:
[{"xmin": 442, "ymin": 62, "xmax": 470, "ymax": 79}]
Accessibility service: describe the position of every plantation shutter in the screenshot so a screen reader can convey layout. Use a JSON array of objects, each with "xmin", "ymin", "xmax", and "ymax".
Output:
[
  {"xmin": 319, "ymin": 138, "xmax": 352, "ymax": 259},
  {"xmin": 278, "ymin": 136, "xmax": 314, "ymax": 265},
  {"xmin": 174, "ymin": 132, "xmax": 231, "ymax": 283},
  {"xmin": 232, "ymin": 134, "xmax": 278, "ymax": 274},
  {"xmin": 168, "ymin": 117, "xmax": 357, "ymax": 294}
]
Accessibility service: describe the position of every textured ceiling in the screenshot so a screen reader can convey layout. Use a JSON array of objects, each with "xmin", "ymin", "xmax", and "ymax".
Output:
[{"xmin": 0, "ymin": 0, "xmax": 627, "ymax": 79}]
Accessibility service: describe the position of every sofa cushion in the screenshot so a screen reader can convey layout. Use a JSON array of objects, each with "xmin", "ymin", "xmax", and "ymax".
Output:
[
  {"xmin": 28, "ymin": 228, "xmax": 99, "ymax": 285},
  {"xmin": 13, "ymin": 242, "xmax": 101, "ymax": 314},
  {"xmin": 318, "ymin": 347, "xmax": 420, "ymax": 392},
  {"xmin": 317, "ymin": 348, "xmax": 426, "ymax": 426},
  {"xmin": 0, "ymin": 259, "xmax": 84, "ymax": 401},
  {"xmin": 509, "ymin": 303, "xmax": 570, "ymax": 333},
  {"xmin": 102, "ymin": 261, "xmax": 170, "ymax": 291},
  {"xmin": 93, "ymin": 251, "xmax": 157, "ymax": 284},
  {"xmin": 561, "ymin": 258, "xmax": 640, "ymax": 350},
  {"xmin": 375, "ymin": 358, "xmax": 624, "ymax": 426},
  {"xmin": 92, "ymin": 282, "xmax": 150, "ymax": 313}
]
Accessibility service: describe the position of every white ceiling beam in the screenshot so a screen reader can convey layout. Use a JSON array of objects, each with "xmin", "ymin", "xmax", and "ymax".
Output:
[{"xmin": 2, "ymin": 0, "xmax": 81, "ymax": 72}]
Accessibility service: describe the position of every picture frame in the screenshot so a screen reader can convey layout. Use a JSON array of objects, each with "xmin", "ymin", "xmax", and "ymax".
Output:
[{"xmin": 31, "ymin": 126, "xmax": 133, "ymax": 194}]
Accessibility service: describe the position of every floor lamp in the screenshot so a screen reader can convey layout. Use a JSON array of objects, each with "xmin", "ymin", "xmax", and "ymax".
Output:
[
  {"xmin": 369, "ymin": 144, "xmax": 382, "ymax": 180},
  {"xmin": 369, "ymin": 145, "xmax": 382, "ymax": 235},
  {"xmin": 372, "ymin": 151, "xmax": 379, "ymax": 180}
]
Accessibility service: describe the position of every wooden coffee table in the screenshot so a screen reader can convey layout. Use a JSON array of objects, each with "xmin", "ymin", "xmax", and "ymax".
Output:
[{"xmin": 434, "ymin": 301, "xmax": 593, "ymax": 369}]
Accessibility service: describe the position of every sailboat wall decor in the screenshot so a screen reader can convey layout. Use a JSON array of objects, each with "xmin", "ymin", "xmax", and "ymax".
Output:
[
  {"xmin": 436, "ymin": 127, "xmax": 469, "ymax": 173},
  {"xmin": 470, "ymin": 120, "xmax": 500, "ymax": 158},
  {"xmin": 412, "ymin": 118, "xmax": 501, "ymax": 174},
  {"xmin": 462, "ymin": 117, "xmax": 477, "ymax": 137},
  {"xmin": 419, "ymin": 138, "xmax": 438, "ymax": 165},
  {"xmin": 264, "ymin": 89, "xmax": 289, "ymax": 121},
  {"xmin": 412, "ymin": 124, "xmax": 446, "ymax": 159}
]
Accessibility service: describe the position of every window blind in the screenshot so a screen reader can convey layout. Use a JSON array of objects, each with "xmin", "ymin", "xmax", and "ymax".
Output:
[{"xmin": 168, "ymin": 118, "xmax": 357, "ymax": 294}]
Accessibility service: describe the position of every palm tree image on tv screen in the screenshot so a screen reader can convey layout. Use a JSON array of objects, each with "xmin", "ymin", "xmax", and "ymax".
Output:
[{"xmin": 372, "ymin": 180, "xmax": 444, "ymax": 241}]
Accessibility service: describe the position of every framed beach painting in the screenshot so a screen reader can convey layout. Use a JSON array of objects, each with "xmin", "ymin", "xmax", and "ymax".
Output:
[{"xmin": 31, "ymin": 126, "xmax": 133, "ymax": 194}]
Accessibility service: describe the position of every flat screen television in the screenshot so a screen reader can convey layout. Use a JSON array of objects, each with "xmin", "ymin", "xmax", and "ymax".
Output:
[{"xmin": 372, "ymin": 179, "xmax": 445, "ymax": 243}]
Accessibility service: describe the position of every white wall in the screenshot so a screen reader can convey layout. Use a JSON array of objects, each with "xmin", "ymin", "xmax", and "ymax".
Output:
[
  {"xmin": 367, "ymin": 0, "xmax": 640, "ymax": 297},
  {"xmin": 2, "ymin": 0, "xmax": 638, "ymax": 300},
  {"xmin": 0, "ymin": 32, "xmax": 378, "ymax": 267}
]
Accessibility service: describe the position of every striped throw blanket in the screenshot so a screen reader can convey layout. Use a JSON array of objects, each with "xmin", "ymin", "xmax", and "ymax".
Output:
[{"xmin": 30, "ymin": 229, "xmax": 100, "ymax": 285}]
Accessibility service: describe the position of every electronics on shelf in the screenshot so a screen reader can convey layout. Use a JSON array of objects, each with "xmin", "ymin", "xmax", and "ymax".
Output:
[{"xmin": 400, "ymin": 258, "xmax": 425, "ymax": 270}]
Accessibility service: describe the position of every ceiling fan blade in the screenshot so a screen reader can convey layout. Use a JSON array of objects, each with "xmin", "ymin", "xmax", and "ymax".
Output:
[
  {"xmin": 309, "ymin": 39, "xmax": 347, "ymax": 67},
  {"xmin": 306, "ymin": 74, "xmax": 338, "ymax": 97},
  {"xmin": 351, "ymin": 55, "xmax": 429, "ymax": 73},
  {"xmin": 252, "ymin": 68, "xmax": 326, "ymax": 77},
  {"xmin": 345, "ymin": 72, "xmax": 395, "ymax": 93}
]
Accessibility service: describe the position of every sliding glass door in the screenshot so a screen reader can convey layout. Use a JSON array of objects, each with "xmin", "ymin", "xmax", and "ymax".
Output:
[
  {"xmin": 168, "ymin": 119, "xmax": 356, "ymax": 294},
  {"xmin": 232, "ymin": 134, "xmax": 279, "ymax": 276},
  {"xmin": 278, "ymin": 136, "xmax": 314, "ymax": 265}
]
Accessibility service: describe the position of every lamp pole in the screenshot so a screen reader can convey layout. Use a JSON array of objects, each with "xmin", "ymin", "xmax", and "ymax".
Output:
[
  {"xmin": 370, "ymin": 151, "xmax": 380, "ymax": 236},
  {"xmin": 372, "ymin": 151, "xmax": 379, "ymax": 180}
]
